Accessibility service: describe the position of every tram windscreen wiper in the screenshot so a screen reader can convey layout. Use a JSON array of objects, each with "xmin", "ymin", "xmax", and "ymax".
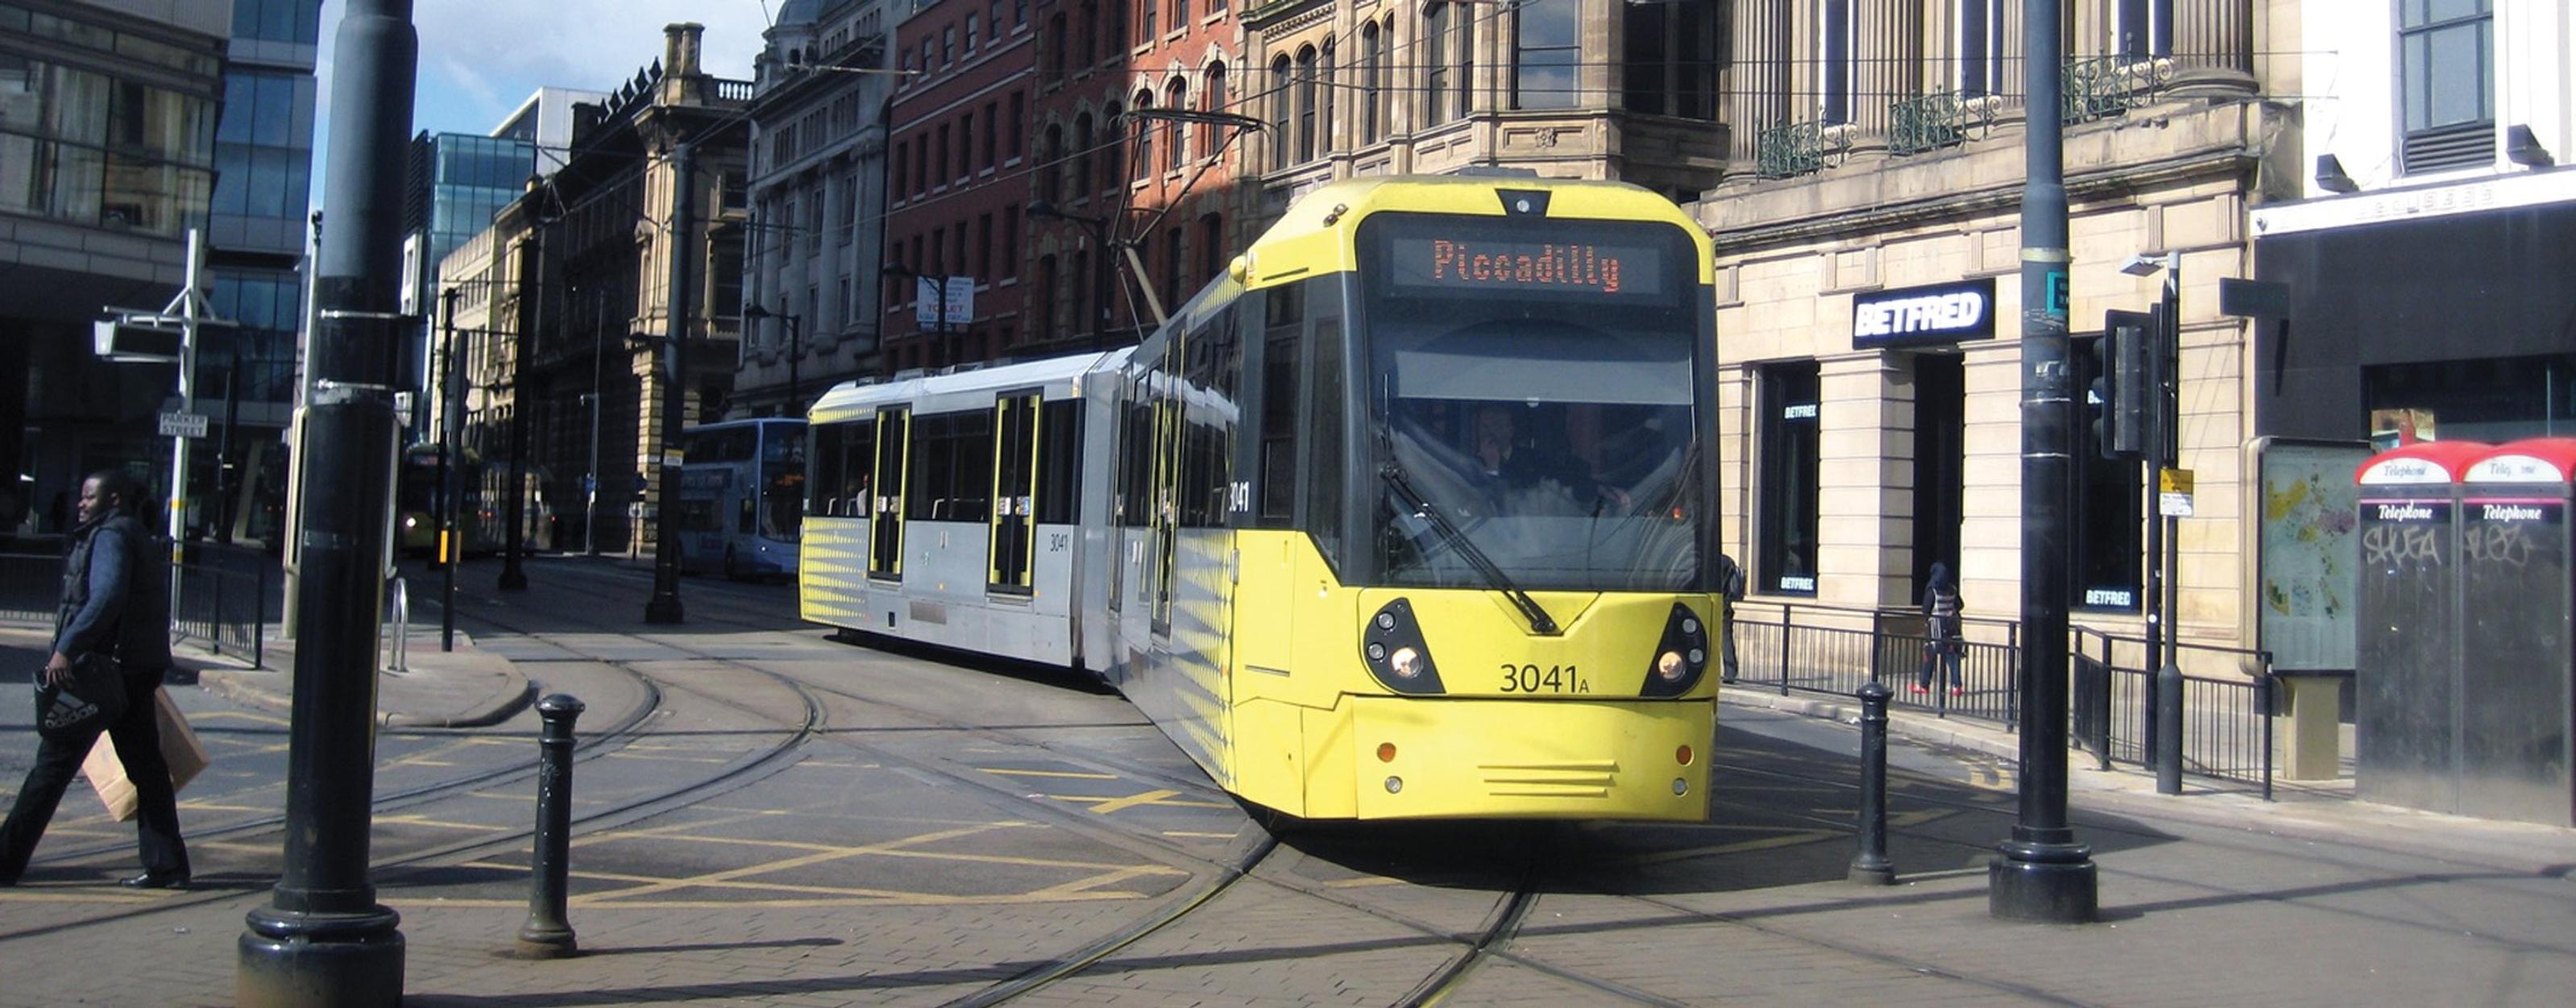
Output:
[{"xmin": 1377, "ymin": 461, "xmax": 1561, "ymax": 637}]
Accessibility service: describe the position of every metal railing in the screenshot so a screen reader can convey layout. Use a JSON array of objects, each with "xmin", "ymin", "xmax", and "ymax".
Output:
[
  {"xmin": 1888, "ymin": 90, "xmax": 1973, "ymax": 156},
  {"xmin": 2063, "ymin": 55, "xmax": 2175, "ymax": 124},
  {"xmin": 1728, "ymin": 598, "xmax": 2278, "ymax": 797},
  {"xmin": 384, "ymin": 576, "xmax": 410, "ymax": 675},
  {"xmin": 2072, "ymin": 627, "xmax": 2275, "ymax": 799},
  {"xmin": 1754, "ymin": 120, "xmax": 1831, "ymax": 179},
  {"xmin": 172, "ymin": 543, "xmax": 274, "ymax": 670},
  {"xmin": 2, "ymin": 543, "xmax": 274, "ymax": 670}
]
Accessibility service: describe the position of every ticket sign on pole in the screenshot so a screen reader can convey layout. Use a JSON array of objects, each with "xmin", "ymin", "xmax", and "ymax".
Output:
[
  {"xmin": 159, "ymin": 411, "xmax": 209, "ymax": 438},
  {"xmin": 2158, "ymin": 467, "xmax": 2195, "ymax": 516}
]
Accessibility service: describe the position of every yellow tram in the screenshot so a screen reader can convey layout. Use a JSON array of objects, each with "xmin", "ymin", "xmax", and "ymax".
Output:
[{"xmin": 803, "ymin": 176, "xmax": 1723, "ymax": 822}]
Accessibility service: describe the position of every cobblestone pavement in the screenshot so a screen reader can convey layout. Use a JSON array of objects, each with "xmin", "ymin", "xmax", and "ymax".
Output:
[{"xmin": 1, "ymin": 555, "xmax": 2570, "ymax": 1006}]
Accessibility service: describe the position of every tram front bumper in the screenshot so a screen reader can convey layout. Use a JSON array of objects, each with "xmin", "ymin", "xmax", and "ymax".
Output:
[{"xmin": 1345, "ymin": 696, "xmax": 1713, "ymax": 822}]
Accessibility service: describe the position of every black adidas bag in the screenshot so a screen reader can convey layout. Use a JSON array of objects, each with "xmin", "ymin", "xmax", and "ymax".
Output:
[{"xmin": 35, "ymin": 652, "xmax": 127, "ymax": 740}]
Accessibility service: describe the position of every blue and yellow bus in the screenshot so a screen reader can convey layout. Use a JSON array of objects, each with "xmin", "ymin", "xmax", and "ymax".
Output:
[{"xmin": 675, "ymin": 417, "xmax": 805, "ymax": 579}]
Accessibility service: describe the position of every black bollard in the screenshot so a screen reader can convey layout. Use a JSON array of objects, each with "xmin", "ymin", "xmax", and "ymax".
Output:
[
  {"xmin": 516, "ymin": 694, "xmax": 585, "ymax": 959},
  {"xmin": 1849, "ymin": 681, "xmax": 1896, "ymax": 886},
  {"xmin": 2154, "ymin": 664, "xmax": 2183, "ymax": 795}
]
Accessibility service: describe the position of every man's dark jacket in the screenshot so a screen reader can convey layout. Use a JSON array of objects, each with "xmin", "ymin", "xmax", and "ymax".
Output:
[{"xmin": 54, "ymin": 511, "xmax": 172, "ymax": 671}]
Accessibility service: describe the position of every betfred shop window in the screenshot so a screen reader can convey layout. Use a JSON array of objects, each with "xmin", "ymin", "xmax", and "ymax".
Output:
[
  {"xmin": 1757, "ymin": 362, "xmax": 1821, "ymax": 595},
  {"xmin": 2074, "ymin": 335, "xmax": 2144, "ymax": 611}
]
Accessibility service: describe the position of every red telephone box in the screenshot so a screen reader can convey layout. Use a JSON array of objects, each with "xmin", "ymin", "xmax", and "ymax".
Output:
[
  {"xmin": 2457, "ymin": 438, "xmax": 2576, "ymax": 826},
  {"xmin": 2352, "ymin": 441, "xmax": 2488, "ymax": 815}
]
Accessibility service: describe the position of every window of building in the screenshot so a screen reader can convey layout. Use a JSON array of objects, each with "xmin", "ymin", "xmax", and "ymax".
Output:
[
  {"xmin": 1757, "ymin": 362, "xmax": 1821, "ymax": 595},
  {"xmin": 1512, "ymin": 0, "xmax": 1578, "ymax": 110},
  {"xmin": 1166, "ymin": 78, "xmax": 1188, "ymax": 170},
  {"xmin": 990, "ymin": 2, "xmax": 1004, "ymax": 40},
  {"xmin": 1361, "ymin": 22, "xmax": 1383, "ymax": 141},
  {"xmin": 966, "ymin": 15, "xmax": 980, "ymax": 52},
  {"xmin": 1959, "ymin": 0, "xmax": 2006, "ymax": 97},
  {"xmin": 1072, "ymin": 248, "xmax": 1093, "ymax": 331},
  {"xmin": 1144, "ymin": 0, "xmax": 1157, "ymax": 38},
  {"xmin": 1079, "ymin": 1, "xmax": 1098, "ymax": 66},
  {"xmin": 2115, "ymin": 0, "xmax": 2173, "ymax": 60},
  {"xmin": 1321, "ymin": 37, "xmax": 1337, "ymax": 150},
  {"xmin": 915, "ymin": 135, "xmax": 929, "ymax": 195},
  {"xmin": 1101, "ymin": 101, "xmax": 1125, "ymax": 192},
  {"xmin": 891, "ymin": 140, "xmax": 907, "ymax": 199},
  {"xmin": 1164, "ymin": 226, "xmax": 1184, "ymax": 305},
  {"xmin": 935, "ymin": 123, "xmax": 952, "ymax": 185},
  {"xmin": 2399, "ymin": 0, "xmax": 2495, "ymax": 174},
  {"xmin": 1820, "ymin": 0, "xmax": 1853, "ymax": 125},
  {"xmin": 1424, "ymin": 3, "xmax": 1450, "ymax": 127},
  {"xmin": 1003, "ymin": 203, "xmax": 1022, "ymax": 276},
  {"xmin": 234, "ymin": 0, "xmax": 323, "ymax": 45},
  {"xmin": 2364, "ymin": 353, "xmax": 2576, "ymax": 446},
  {"xmin": 1199, "ymin": 212, "xmax": 1223, "ymax": 282},
  {"xmin": 2073, "ymin": 337, "xmax": 2143, "ymax": 610},
  {"xmin": 1046, "ymin": 13, "xmax": 1068, "ymax": 77},
  {"xmin": 1454, "ymin": 5, "xmax": 1474, "ymax": 119},
  {"xmin": 1296, "ymin": 46, "xmax": 1317, "ymax": 163},
  {"xmin": 1175, "ymin": 0, "xmax": 1190, "ymax": 27},
  {"xmin": 944, "ymin": 25, "xmax": 957, "ymax": 65},
  {"xmin": 1271, "ymin": 55, "xmax": 1295, "ymax": 169},
  {"xmin": 1201, "ymin": 62, "xmax": 1228, "ymax": 156},
  {"xmin": 1041, "ymin": 123, "xmax": 1064, "ymax": 200},
  {"xmin": 1133, "ymin": 89, "xmax": 1155, "ymax": 180}
]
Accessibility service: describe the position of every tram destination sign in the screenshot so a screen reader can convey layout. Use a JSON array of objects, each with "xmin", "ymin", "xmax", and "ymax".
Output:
[
  {"xmin": 1852, "ymin": 278, "xmax": 1997, "ymax": 348},
  {"xmin": 1385, "ymin": 237, "xmax": 1667, "ymax": 298}
]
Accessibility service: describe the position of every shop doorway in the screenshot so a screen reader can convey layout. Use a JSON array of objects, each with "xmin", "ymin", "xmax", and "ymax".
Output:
[{"xmin": 1910, "ymin": 353, "xmax": 1964, "ymax": 599}]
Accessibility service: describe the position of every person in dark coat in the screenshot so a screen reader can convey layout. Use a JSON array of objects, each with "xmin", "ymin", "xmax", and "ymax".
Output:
[
  {"xmin": 0, "ymin": 470, "xmax": 190, "ymax": 889},
  {"xmin": 1913, "ymin": 562, "xmax": 1964, "ymax": 695}
]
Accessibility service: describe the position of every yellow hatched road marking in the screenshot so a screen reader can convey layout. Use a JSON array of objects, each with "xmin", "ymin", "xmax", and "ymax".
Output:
[
  {"xmin": 981, "ymin": 767, "xmax": 1118, "ymax": 781},
  {"xmin": 1161, "ymin": 831, "xmax": 1238, "ymax": 839},
  {"xmin": 372, "ymin": 813, "xmax": 512, "ymax": 832},
  {"xmin": 1047, "ymin": 789, "xmax": 1234, "ymax": 815},
  {"xmin": 578, "ymin": 823, "xmax": 1019, "ymax": 901},
  {"xmin": 1027, "ymin": 864, "xmax": 1188, "ymax": 898},
  {"xmin": 190, "ymin": 710, "xmax": 289, "ymax": 727}
]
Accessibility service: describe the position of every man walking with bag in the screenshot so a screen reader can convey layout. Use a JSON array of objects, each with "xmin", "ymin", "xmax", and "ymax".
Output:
[{"xmin": 0, "ymin": 470, "xmax": 191, "ymax": 889}]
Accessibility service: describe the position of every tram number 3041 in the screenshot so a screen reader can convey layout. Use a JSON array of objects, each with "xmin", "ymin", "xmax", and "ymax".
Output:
[{"xmin": 1498, "ymin": 663, "xmax": 1589, "ymax": 695}]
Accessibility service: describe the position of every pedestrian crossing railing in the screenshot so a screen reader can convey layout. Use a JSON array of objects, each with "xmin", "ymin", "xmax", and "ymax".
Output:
[{"xmin": 1727, "ymin": 599, "xmax": 2279, "ymax": 798}]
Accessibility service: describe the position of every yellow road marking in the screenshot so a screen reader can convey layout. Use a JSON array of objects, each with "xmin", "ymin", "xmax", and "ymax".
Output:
[
  {"xmin": 1048, "ymin": 789, "xmax": 1232, "ymax": 815},
  {"xmin": 1324, "ymin": 877, "xmax": 1407, "ymax": 889},
  {"xmin": 1161, "ymin": 831, "xmax": 1237, "ymax": 839},
  {"xmin": 0, "ymin": 890, "xmax": 168, "ymax": 904},
  {"xmin": 399, "ymin": 890, "xmax": 1162, "ymax": 910},
  {"xmin": 190, "ymin": 710, "xmax": 290, "ymax": 727},
  {"xmin": 581, "ymin": 823, "xmax": 1019, "ymax": 901},
  {"xmin": 982, "ymin": 767, "xmax": 1118, "ymax": 781},
  {"xmin": 373, "ymin": 813, "xmax": 512, "ymax": 832},
  {"xmin": 1027, "ymin": 864, "xmax": 1188, "ymax": 898}
]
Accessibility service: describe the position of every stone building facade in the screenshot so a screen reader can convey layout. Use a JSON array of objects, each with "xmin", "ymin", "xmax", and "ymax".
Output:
[
  {"xmin": 438, "ymin": 23, "xmax": 752, "ymax": 555},
  {"xmin": 1695, "ymin": 0, "xmax": 2290, "ymax": 668}
]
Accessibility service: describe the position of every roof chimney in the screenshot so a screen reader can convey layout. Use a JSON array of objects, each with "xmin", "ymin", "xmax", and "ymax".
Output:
[{"xmin": 665, "ymin": 23, "xmax": 703, "ymax": 79}]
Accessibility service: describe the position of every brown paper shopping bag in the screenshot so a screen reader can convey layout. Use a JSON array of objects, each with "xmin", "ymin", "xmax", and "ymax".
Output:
[{"xmin": 81, "ymin": 688, "xmax": 211, "ymax": 822}]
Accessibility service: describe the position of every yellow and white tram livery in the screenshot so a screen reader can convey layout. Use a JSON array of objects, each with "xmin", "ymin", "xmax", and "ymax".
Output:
[{"xmin": 804, "ymin": 176, "xmax": 1723, "ymax": 822}]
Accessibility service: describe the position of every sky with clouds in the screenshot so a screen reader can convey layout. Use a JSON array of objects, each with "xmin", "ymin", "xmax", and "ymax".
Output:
[{"xmin": 312, "ymin": 0, "xmax": 780, "ymax": 204}]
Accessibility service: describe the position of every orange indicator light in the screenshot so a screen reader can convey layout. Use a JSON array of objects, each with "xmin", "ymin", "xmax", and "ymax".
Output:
[
  {"xmin": 1377, "ymin": 742, "xmax": 1398, "ymax": 763},
  {"xmin": 1675, "ymin": 745, "xmax": 1694, "ymax": 765}
]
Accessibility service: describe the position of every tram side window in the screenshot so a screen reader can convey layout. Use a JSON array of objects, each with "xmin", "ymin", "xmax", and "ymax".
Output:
[
  {"xmin": 1181, "ymin": 303, "xmax": 1246, "ymax": 528},
  {"xmin": 906, "ymin": 410, "xmax": 994, "ymax": 522},
  {"xmin": 1037, "ymin": 399, "xmax": 1081, "ymax": 524},
  {"xmin": 1254, "ymin": 295, "xmax": 1300, "ymax": 528},
  {"xmin": 1118, "ymin": 379, "xmax": 1153, "ymax": 527},
  {"xmin": 805, "ymin": 421, "xmax": 877, "ymax": 516},
  {"xmin": 809, "ymin": 423, "xmax": 844, "ymax": 516},
  {"xmin": 1303, "ymin": 284, "xmax": 1344, "ymax": 563}
]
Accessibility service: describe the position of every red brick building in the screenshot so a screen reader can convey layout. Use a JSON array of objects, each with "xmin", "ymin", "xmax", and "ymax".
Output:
[{"xmin": 883, "ymin": 0, "xmax": 1039, "ymax": 371}]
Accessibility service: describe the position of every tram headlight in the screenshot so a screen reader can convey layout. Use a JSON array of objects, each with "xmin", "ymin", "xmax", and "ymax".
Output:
[
  {"xmin": 1641, "ymin": 602, "xmax": 1711, "ymax": 698},
  {"xmin": 1361, "ymin": 599, "xmax": 1446, "ymax": 695}
]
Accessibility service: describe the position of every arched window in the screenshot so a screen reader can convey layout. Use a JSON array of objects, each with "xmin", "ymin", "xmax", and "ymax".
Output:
[
  {"xmin": 1201, "ymin": 62, "xmax": 1229, "ymax": 157},
  {"xmin": 1423, "ymin": 3, "xmax": 1449, "ymax": 127},
  {"xmin": 1133, "ymin": 89, "xmax": 1155, "ymax": 182},
  {"xmin": 1073, "ymin": 113, "xmax": 1095, "ymax": 196},
  {"xmin": 1295, "ymin": 45, "xmax": 1317, "ymax": 163},
  {"xmin": 1270, "ymin": 55, "xmax": 1294, "ymax": 171},
  {"xmin": 1165, "ymin": 78, "xmax": 1188, "ymax": 171},
  {"xmin": 1360, "ymin": 22, "xmax": 1382, "ymax": 143}
]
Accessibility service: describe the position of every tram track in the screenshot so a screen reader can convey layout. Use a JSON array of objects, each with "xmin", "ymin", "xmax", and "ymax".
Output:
[{"xmin": 436, "ymin": 562, "xmax": 1686, "ymax": 1006}]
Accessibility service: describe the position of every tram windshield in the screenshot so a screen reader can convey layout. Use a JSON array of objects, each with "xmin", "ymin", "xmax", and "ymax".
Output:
[{"xmin": 1359, "ymin": 214, "xmax": 1704, "ymax": 592}]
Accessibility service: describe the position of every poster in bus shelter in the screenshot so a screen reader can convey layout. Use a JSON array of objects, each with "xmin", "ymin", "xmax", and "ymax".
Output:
[{"xmin": 2257, "ymin": 439, "xmax": 2371, "ymax": 671}]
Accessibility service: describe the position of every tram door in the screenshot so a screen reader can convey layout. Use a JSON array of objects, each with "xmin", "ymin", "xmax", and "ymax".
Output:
[
  {"xmin": 869, "ymin": 406, "xmax": 909, "ymax": 580},
  {"xmin": 988, "ymin": 392, "xmax": 1041, "ymax": 593}
]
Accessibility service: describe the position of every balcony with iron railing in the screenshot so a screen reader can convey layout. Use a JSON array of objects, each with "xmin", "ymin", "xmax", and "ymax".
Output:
[{"xmin": 1751, "ymin": 51, "xmax": 2233, "ymax": 180}]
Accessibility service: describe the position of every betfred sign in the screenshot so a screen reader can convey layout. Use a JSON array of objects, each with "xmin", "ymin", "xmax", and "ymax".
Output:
[{"xmin": 1852, "ymin": 278, "xmax": 1997, "ymax": 348}]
